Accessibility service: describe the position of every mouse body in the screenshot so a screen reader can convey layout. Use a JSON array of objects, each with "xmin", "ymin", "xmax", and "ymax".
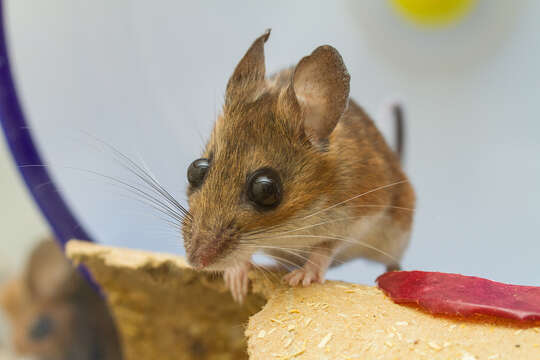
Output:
[{"xmin": 182, "ymin": 30, "xmax": 415, "ymax": 302}]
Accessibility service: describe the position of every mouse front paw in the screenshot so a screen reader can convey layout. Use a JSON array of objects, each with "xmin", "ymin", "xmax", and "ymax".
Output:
[
  {"xmin": 223, "ymin": 262, "xmax": 252, "ymax": 304},
  {"xmin": 282, "ymin": 265, "xmax": 325, "ymax": 287}
]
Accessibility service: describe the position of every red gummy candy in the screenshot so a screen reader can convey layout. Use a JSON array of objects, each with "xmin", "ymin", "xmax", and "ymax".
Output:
[{"xmin": 376, "ymin": 271, "xmax": 540, "ymax": 322}]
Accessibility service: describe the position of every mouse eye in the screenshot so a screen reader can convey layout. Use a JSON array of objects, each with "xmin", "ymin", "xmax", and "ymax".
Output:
[
  {"xmin": 247, "ymin": 168, "xmax": 282, "ymax": 210},
  {"xmin": 28, "ymin": 314, "xmax": 54, "ymax": 341},
  {"xmin": 187, "ymin": 158, "xmax": 210, "ymax": 188}
]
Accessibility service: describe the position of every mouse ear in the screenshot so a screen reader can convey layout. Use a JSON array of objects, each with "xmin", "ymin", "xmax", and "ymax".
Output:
[
  {"xmin": 225, "ymin": 29, "xmax": 271, "ymax": 105},
  {"xmin": 290, "ymin": 45, "xmax": 350, "ymax": 148},
  {"xmin": 25, "ymin": 240, "xmax": 74, "ymax": 301}
]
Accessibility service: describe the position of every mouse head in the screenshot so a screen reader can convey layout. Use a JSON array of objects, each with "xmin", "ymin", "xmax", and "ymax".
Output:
[
  {"xmin": 0, "ymin": 240, "xmax": 79, "ymax": 358},
  {"xmin": 183, "ymin": 30, "xmax": 350, "ymax": 270},
  {"xmin": 0, "ymin": 240, "xmax": 121, "ymax": 360}
]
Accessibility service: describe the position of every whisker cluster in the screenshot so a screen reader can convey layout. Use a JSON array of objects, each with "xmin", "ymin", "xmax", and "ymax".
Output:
[
  {"xmin": 237, "ymin": 180, "xmax": 413, "ymax": 271},
  {"xmin": 19, "ymin": 134, "xmax": 193, "ymax": 238}
]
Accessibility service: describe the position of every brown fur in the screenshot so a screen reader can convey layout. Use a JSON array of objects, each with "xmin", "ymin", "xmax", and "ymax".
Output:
[{"xmin": 183, "ymin": 31, "xmax": 415, "ymax": 273}]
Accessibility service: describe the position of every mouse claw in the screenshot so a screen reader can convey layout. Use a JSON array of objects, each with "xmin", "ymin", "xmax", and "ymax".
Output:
[{"xmin": 224, "ymin": 262, "xmax": 251, "ymax": 304}]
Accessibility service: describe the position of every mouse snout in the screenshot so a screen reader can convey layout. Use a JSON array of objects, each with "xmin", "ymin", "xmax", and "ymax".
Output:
[
  {"xmin": 186, "ymin": 239, "xmax": 211, "ymax": 270},
  {"xmin": 186, "ymin": 224, "xmax": 238, "ymax": 270},
  {"xmin": 187, "ymin": 236, "xmax": 225, "ymax": 270}
]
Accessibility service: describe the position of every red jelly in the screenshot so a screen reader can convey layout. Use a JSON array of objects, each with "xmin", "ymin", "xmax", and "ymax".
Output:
[{"xmin": 377, "ymin": 271, "xmax": 540, "ymax": 322}]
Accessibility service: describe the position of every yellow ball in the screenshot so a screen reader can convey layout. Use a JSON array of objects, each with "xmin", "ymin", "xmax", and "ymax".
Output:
[{"xmin": 391, "ymin": 0, "xmax": 477, "ymax": 27}]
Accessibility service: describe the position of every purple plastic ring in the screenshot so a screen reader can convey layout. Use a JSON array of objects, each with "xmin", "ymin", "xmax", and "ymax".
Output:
[{"xmin": 0, "ymin": 2, "xmax": 97, "ymax": 286}]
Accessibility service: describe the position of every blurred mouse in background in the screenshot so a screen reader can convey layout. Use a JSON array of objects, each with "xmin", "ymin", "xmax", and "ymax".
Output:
[{"xmin": 0, "ymin": 239, "xmax": 122, "ymax": 360}]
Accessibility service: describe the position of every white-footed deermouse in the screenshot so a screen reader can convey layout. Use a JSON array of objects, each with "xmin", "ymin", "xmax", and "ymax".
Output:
[
  {"xmin": 0, "ymin": 239, "xmax": 121, "ymax": 360},
  {"xmin": 182, "ymin": 30, "xmax": 415, "ymax": 303}
]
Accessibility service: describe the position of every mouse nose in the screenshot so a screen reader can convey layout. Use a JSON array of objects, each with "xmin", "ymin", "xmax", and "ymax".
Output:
[
  {"xmin": 187, "ymin": 236, "xmax": 220, "ymax": 270},
  {"xmin": 187, "ymin": 245, "xmax": 206, "ymax": 270},
  {"xmin": 188, "ymin": 229, "xmax": 235, "ymax": 270},
  {"xmin": 187, "ymin": 252, "xmax": 204, "ymax": 270},
  {"xmin": 188, "ymin": 251, "xmax": 217, "ymax": 270}
]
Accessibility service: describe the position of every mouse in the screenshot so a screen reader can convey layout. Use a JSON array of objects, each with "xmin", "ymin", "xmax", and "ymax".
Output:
[
  {"xmin": 0, "ymin": 239, "xmax": 122, "ymax": 360},
  {"xmin": 182, "ymin": 29, "xmax": 415, "ymax": 303}
]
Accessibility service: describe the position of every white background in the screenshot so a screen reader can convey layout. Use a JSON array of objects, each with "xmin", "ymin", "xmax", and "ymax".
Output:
[{"xmin": 2, "ymin": 0, "xmax": 539, "ymax": 286}]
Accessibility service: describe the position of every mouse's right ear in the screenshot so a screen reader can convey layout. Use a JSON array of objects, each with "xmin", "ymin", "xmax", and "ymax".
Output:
[{"xmin": 225, "ymin": 29, "xmax": 271, "ymax": 106}]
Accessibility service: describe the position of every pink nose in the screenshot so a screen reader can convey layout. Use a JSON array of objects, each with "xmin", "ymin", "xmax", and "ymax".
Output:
[
  {"xmin": 188, "ymin": 240, "xmax": 220, "ymax": 269},
  {"xmin": 187, "ymin": 251, "xmax": 206, "ymax": 270},
  {"xmin": 188, "ymin": 256, "xmax": 212, "ymax": 270}
]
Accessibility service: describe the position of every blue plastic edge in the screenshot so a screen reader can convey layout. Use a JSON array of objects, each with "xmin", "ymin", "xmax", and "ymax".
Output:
[{"xmin": 0, "ymin": 1, "xmax": 98, "ymax": 288}]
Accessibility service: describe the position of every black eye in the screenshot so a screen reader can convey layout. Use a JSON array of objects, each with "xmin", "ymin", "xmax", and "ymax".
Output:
[
  {"xmin": 187, "ymin": 158, "xmax": 210, "ymax": 188},
  {"xmin": 247, "ymin": 168, "xmax": 282, "ymax": 210}
]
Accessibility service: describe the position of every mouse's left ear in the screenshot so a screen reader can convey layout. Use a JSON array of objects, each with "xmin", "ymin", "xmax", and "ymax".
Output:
[
  {"xmin": 285, "ymin": 45, "xmax": 350, "ymax": 148},
  {"xmin": 225, "ymin": 29, "xmax": 271, "ymax": 106}
]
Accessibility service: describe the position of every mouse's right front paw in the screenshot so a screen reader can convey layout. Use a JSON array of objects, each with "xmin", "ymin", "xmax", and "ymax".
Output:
[{"xmin": 223, "ymin": 262, "xmax": 251, "ymax": 304}]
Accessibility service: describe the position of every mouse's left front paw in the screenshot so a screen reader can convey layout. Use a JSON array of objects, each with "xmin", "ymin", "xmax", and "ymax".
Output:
[
  {"xmin": 224, "ymin": 262, "xmax": 251, "ymax": 304},
  {"xmin": 283, "ymin": 265, "xmax": 325, "ymax": 287}
]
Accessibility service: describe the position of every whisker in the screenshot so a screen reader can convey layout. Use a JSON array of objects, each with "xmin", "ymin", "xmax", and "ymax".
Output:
[
  {"xmin": 18, "ymin": 162, "xmax": 190, "ymax": 226},
  {"xmin": 243, "ymin": 234, "xmax": 397, "ymax": 263},
  {"xmin": 112, "ymin": 185, "xmax": 186, "ymax": 223},
  {"xmin": 261, "ymin": 253, "xmax": 304, "ymax": 271},
  {"xmin": 80, "ymin": 131, "xmax": 191, "ymax": 219},
  {"xmin": 239, "ymin": 244, "xmax": 322, "ymax": 269},
  {"xmin": 69, "ymin": 167, "xmax": 188, "ymax": 224},
  {"xmin": 118, "ymin": 192, "xmax": 184, "ymax": 228},
  {"xmin": 241, "ymin": 215, "xmax": 377, "ymax": 242},
  {"xmin": 250, "ymin": 262, "xmax": 279, "ymax": 284},
  {"xmin": 343, "ymin": 204, "xmax": 415, "ymax": 212},
  {"xmin": 242, "ymin": 181, "xmax": 408, "ymax": 239},
  {"xmin": 302, "ymin": 180, "xmax": 408, "ymax": 221},
  {"xmin": 18, "ymin": 164, "xmax": 49, "ymax": 168},
  {"xmin": 259, "ymin": 246, "xmax": 317, "ymax": 267},
  {"xmin": 239, "ymin": 244, "xmax": 348, "ymax": 267}
]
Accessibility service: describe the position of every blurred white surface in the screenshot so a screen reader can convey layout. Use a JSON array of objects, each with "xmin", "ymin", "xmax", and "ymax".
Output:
[
  {"xmin": 3, "ymin": 0, "xmax": 540, "ymax": 285},
  {"xmin": 0, "ymin": 135, "xmax": 48, "ymax": 272},
  {"xmin": 0, "ymin": 135, "xmax": 46, "ymax": 360}
]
